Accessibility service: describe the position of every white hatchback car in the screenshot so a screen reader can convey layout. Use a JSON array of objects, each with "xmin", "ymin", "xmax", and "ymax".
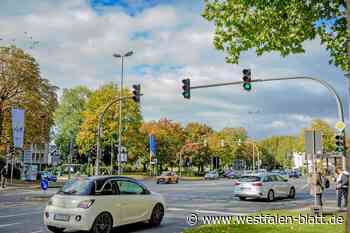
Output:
[
  {"xmin": 234, "ymin": 174, "xmax": 296, "ymax": 201},
  {"xmin": 44, "ymin": 176, "xmax": 165, "ymax": 233}
]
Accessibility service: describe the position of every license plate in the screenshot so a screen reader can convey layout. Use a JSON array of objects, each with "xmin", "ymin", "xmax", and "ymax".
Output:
[{"xmin": 54, "ymin": 214, "xmax": 70, "ymax": 222}]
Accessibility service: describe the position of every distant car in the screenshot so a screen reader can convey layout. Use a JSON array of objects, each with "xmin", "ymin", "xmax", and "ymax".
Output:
[
  {"xmin": 225, "ymin": 171, "xmax": 241, "ymax": 179},
  {"xmin": 234, "ymin": 174, "xmax": 296, "ymax": 201},
  {"xmin": 39, "ymin": 171, "xmax": 57, "ymax": 182},
  {"xmin": 204, "ymin": 171, "xmax": 219, "ymax": 180},
  {"xmin": 271, "ymin": 170, "xmax": 289, "ymax": 180},
  {"xmin": 289, "ymin": 170, "xmax": 300, "ymax": 178},
  {"xmin": 156, "ymin": 171, "xmax": 179, "ymax": 184},
  {"xmin": 44, "ymin": 176, "xmax": 165, "ymax": 233}
]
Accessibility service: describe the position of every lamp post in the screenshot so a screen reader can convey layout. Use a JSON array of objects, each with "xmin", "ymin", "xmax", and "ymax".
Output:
[{"xmin": 113, "ymin": 51, "xmax": 133, "ymax": 175}]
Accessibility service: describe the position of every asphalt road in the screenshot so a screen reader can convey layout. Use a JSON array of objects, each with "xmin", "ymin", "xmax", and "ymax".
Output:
[{"xmin": 0, "ymin": 177, "xmax": 331, "ymax": 233}]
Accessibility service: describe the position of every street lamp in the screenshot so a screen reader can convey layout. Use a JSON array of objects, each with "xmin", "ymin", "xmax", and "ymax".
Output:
[{"xmin": 113, "ymin": 51, "xmax": 133, "ymax": 176}]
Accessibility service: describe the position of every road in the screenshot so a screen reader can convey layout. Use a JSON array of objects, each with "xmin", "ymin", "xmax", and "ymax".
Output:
[{"xmin": 0, "ymin": 177, "xmax": 333, "ymax": 233}]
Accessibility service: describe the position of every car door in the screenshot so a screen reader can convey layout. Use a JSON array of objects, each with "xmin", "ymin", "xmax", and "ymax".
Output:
[
  {"xmin": 276, "ymin": 175, "xmax": 290, "ymax": 196},
  {"xmin": 269, "ymin": 175, "xmax": 282, "ymax": 197},
  {"xmin": 115, "ymin": 180, "xmax": 152, "ymax": 224}
]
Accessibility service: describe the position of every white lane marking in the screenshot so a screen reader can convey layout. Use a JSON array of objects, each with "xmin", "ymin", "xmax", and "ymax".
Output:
[
  {"xmin": 167, "ymin": 207, "xmax": 248, "ymax": 216},
  {"xmin": 297, "ymin": 183, "xmax": 309, "ymax": 192},
  {"xmin": 0, "ymin": 222, "xmax": 22, "ymax": 228},
  {"xmin": 0, "ymin": 211, "xmax": 42, "ymax": 218},
  {"xmin": 29, "ymin": 230, "xmax": 42, "ymax": 233}
]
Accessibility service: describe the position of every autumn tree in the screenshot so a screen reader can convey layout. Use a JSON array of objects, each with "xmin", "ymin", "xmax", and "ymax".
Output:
[
  {"xmin": 76, "ymin": 83, "xmax": 143, "ymax": 165},
  {"xmin": 0, "ymin": 46, "xmax": 58, "ymax": 153},
  {"xmin": 203, "ymin": 0, "xmax": 350, "ymax": 71},
  {"xmin": 140, "ymin": 118, "xmax": 185, "ymax": 170}
]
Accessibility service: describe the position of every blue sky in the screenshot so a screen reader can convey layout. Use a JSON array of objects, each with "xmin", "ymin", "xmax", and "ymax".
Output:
[{"xmin": 0, "ymin": 0, "xmax": 348, "ymax": 139}]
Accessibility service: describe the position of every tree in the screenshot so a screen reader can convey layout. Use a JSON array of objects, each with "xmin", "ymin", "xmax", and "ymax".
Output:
[
  {"xmin": 140, "ymin": 118, "xmax": 185, "ymax": 170},
  {"xmin": 203, "ymin": 0, "xmax": 350, "ymax": 71},
  {"xmin": 54, "ymin": 86, "xmax": 91, "ymax": 161},
  {"xmin": 0, "ymin": 46, "xmax": 58, "ymax": 153},
  {"xmin": 76, "ymin": 83, "xmax": 143, "ymax": 165},
  {"xmin": 259, "ymin": 136, "xmax": 298, "ymax": 168},
  {"xmin": 296, "ymin": 118, "xmax": 335, "ymax": 152}
]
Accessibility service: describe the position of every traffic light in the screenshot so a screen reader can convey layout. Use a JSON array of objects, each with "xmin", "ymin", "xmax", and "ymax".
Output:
[
  {"xmin": 9, "ymin": 144, "xmax": 15, "ymax": 156},
  {"xmin": 335, "ymin": 132, "xmax": 345, "ymax": 153},
  {"xmin": 91, "ymin": 145, "xmax": 97, "ymax": 156},
  {"xmin": 132, "ymin": 84, "xmax": 141, "ymax": 103},
  {"xmin": 242, "ymin": 69, "xmax": 252, "ymax": 91},
  {"xmin": 182, "ymin": 79, "xmax": 190, "ymax": 99}
]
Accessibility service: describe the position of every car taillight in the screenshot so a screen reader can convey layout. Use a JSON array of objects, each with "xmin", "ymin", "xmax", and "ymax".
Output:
[
  {"xmin": 234, "ymin": 181, "xmax": 240, "ymax": 186},
  {"xmin": 253, "ymin": 182, "xmax": 263, "ymax": 186},
  {"xmin": 77, "ymin": 199, "xmax": 95, "ymax": 209}
]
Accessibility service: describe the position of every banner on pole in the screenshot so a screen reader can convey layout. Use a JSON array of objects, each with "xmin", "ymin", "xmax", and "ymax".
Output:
[
  {"xmin": 149, "ymin": 135, "xmax": 157, "ymax": 164},
  {"xmin": 11, "ymin": 108, "xmax": 25, "ymax": 148}
]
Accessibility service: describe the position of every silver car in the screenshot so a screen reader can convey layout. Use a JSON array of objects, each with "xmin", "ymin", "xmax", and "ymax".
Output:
[{"xmin": 234, "ymin": 174, "xmax": 296, "ymax": 201}]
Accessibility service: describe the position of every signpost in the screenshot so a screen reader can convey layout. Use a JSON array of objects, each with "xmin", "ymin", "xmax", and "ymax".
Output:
[{"xmin": 335, "ymin": 121, "xmax": 346, "ymax": 132}]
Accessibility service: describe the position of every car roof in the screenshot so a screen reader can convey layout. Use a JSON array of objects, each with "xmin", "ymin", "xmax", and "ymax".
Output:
[{"xmin": 84, "ymin": 175, "xmax": 139, "ymax": 183}]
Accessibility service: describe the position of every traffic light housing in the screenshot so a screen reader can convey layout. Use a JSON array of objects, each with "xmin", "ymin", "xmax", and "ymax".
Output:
[
  {"xmin": 335, "ymin": 132, "xmax": 345, "ymax": 153},
  {"xmin": 9, "ymin": 144, "xmax": 15, "ymax": 156},
  {"xmin": 132, "ymin": 84, "xmax": 141, "ymax": 103},
  {"xmin": 182, "ymin": 79, "xmax": 190, "ymax": 99},
  {"xmin": 242, "ymin": 69, "xmax": 252, "ymax": 91}
]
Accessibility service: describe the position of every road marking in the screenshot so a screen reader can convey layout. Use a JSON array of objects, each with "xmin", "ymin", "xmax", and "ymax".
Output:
[
  {"xmin": 0, "ymin": 211, "xmax": 42, "ymax": 218},
  {"xmin": 297, "ymin": 183, "xmax": 309, "ymax": 192},
  {"xmin": 0, "ymin": 222, "xmax": 22, "ymax": 228},
  {"xmin": 167, "ymin": 207, "xmax": 248, "ymax": 216},
  {"xmin": 29, "ymin": 230, "xmax": 42, "ymax": 233}
]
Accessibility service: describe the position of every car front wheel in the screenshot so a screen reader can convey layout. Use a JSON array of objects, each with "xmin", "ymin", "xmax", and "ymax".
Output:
[
  {"xmin": 90, "ymin": 212, "xmax": 113, "ymax": 233},
  {"xmin": 149, "ymin": 204, "xmax": 164, "ymax": 227},
  {"xmin": 47, "ymin": 226, "xmax": 64, "ymax": 233}
]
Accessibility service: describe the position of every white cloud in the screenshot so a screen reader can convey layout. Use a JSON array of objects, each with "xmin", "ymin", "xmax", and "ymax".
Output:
[{"xmin": 0, "ymin": 0, "xmax": 346, "ymax": 139}]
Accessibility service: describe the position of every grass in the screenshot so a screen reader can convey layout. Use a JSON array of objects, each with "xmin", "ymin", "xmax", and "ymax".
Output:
[{"xmin": 183, "ymin": 210, "xmax": 345, "ymax": 233}]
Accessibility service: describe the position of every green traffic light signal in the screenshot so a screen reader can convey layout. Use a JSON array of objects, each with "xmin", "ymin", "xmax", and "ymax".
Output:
[
  {"xmin": 242, "ymin": 69, "xmax": 252, "ymax": 91},
  {"xmin": 243, "ymin": 83, "xmax": 252, "ymax": 91}
]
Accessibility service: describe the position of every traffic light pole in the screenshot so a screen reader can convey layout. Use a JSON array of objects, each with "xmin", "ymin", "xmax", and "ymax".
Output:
[{"xmin": 190, "ymin": 76, "xmax": 346, "ymax": 170}]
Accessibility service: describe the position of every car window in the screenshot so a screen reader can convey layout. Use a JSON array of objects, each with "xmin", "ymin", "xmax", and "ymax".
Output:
[
  {"xmin": 239, "ymin": 176, "xmax": 261, "ymax": 182},
  {"xmin": 117, "ymin": 180, "xmax": 144, "ymax": 195},
  {"xmin": 275, "ymin": 175, "xmax": 285, "ymax": 181},
  {"xmin": 59, "ymin": 178, "xmax": 93, "ymax": 195},
  {"xmin": 263, "ymin": 176, "xmax": 272, "ymax": 182},
  {"xmin": 100, "ymin": 181, "xmax": 114, "ymax": 195},
  {"xmin": 270, "ymin": 175, "xmax": 280, "ymax": 182}
]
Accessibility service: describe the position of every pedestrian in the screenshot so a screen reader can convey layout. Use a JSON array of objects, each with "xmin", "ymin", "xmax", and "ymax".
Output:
[
  {"xmin": 0, "ymin": 164, "xmax": 9, "ymax": 189},
  {"xmin": 335, "ymin": 167, "xmax": 349, "ymax": 210},
  {"xmin": 309, "ymin": 171, "xmax": 325, "ymax": 208}
]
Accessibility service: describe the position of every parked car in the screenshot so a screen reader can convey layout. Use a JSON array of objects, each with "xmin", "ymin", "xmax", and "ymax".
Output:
[
  {"xmin": 39, "ymin": 171, "xmax": 57, "ymax": 182},
  {"xmin": 156, "ymin": 171, "xmax": 179, "ymax": 184},
  {"xmin": 234, "ymin": 174, "xmax": 295, "ymax": 201},
  {"xmin": 289, "ymin": 170, "xmax": 300, "ymax": 178},
  {"xmin": 44, "ymin": 176, "xmax": 165, "ymax": 233},
  {"xmin": 204, "ymin": 171, "xmax": 219, "ymax": 180}
]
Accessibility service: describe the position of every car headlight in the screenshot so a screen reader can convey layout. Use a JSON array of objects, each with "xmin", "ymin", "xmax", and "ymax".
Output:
[{"xmin": 77, "ymin": 199, "xmax": 95, "ymax": 209}]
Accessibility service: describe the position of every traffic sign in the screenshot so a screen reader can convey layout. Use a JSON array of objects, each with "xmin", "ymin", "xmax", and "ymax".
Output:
[{"xmin": 335, "ymin": 121, "xmax": 346, "ymax": 132}]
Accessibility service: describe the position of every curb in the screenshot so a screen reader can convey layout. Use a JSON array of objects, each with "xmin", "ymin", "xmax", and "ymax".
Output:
[{"xmin": 25, "ymin": 194, "xmax": 53, "ymax": 202}]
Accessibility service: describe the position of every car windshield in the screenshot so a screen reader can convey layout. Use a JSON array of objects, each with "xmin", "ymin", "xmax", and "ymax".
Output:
[
  {"xmin": 58, "ymin": 177, "xmax": 92, "ymax": 195},
  {"xmin": 239, "ymin": 176, "xmax": 261, "ymax": 182},
  {"xmin": 161, "ymin": 172, "xmax": 171, "ymax": 176}
]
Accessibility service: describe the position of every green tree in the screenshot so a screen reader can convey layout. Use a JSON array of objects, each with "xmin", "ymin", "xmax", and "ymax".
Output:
[
  {"xmin": 296, "ymin": 118, "xmax": 335, "ymax": 152},
  {"xmin": 54, "ymin": 86, "xmax": 91, "ymax": 161},
  {"xmin": 203, "ymin": 0, "xmax": 350, "ymax": 71},
  {"xmin": 259, "ymin": 136, "xmax": 298, "ymax": 168}
]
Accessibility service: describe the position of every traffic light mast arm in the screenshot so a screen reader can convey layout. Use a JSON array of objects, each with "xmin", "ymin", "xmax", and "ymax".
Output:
[
  {"xmin": 190, "ymin": 76, "xmax": 344, "ymax": 122},
  {"xmin": 189, "ymin": 75, "xmax": 346, "ymax": 170}
]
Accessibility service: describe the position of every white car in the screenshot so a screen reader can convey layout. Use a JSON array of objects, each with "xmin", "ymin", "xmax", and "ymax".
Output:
[
  {"xmin": 234, "ymin": 174, "xmax": 295, "ymax": 201},
  {"xmin": 44, "ymin": 176, "xmax": 165, "ymax": 233},
  {"xmin": 204, "ymin": 171, "xmax": 219, "ymax": 180}
]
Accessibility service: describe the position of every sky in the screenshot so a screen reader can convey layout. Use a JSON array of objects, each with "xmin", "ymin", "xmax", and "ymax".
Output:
[{"xmin": 0, "ymin": 0, "xmax": 348, "ymax": 139}]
